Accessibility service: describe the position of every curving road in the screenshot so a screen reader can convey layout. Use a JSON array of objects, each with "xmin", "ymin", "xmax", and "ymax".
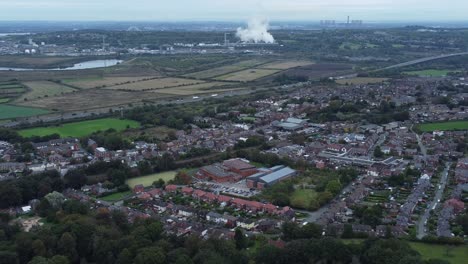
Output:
[{"xmin": 381, "ymin": 52, "xmax": 468, "ymax": 70}]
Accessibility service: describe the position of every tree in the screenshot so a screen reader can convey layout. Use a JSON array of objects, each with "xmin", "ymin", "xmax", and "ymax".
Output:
[
  {"xmin": 172, "ymin": 171, "xmax": 192, "ymax": 185},
  {"xmin": 325, "ymin": 180, "xmax": 342, "ymax": 195},
  {"xmin": 57, "ymin": 232, "xmax": 78, "ymax": 263},
  {"xmin": 31, "ymin": 239, "xmax": 47, "ymax": 257},
  {"xmin": 63, "ymin": 169, "xmax": 87, "ymax": 189},
  {"xmin": 0, "ymin": 182, "xmax": 22, "ymax": 208},
  {"xmin": 134, "ymin": 247, "xmax": 166, "ymax": 264},
  {"xmin": 302, "ymin": 223, "xmax": 322, "ymax": 239},
  {"xmin": 116, "ymin": 249, "xmax": 133, "ymax": 264},
  {"xmin": 153, "ymin": 179, "xmax": 165, "ymax": 188},
  {"xmin": 234, "ymin": 229, "xmax": 247, "ymax": 250},
  {"xmin": 342, "ymin": 224, "xmax": 354, "ymax": 238},
  {"xmin": 374, "ymin": 146, "xmax": 384, "ymax": 158},
  {"xmin": 44, "ymin": 192, "xmax": 65, "ymax": 209}
]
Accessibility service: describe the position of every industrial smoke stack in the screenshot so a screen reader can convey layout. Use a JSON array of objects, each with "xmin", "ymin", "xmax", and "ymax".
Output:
[{"xmin": 236, "ymin": 18, "xmax": 275, "ymax": 44}]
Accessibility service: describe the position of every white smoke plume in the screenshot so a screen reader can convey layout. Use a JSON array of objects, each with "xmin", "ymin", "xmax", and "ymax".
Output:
[{"xmin": 236, "ymin": 18, "xmax": 275, "ymax": 44}]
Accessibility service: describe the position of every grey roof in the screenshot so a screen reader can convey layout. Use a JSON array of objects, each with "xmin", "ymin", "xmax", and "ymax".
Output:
[
  {"xmin": 286, "ymin": 117, "xmax": 307, "ymax": 124},
  {"xmin": 260, "ymin": 167, "xmax": 296, "ymax": 184},
  {"xmin": 202, "ymin": 165, "xmax": 231, "ymax": 178}
]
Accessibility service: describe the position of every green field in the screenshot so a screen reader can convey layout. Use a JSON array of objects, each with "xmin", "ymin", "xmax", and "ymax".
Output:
[
  {"xmin": 290, "ymin": 189, "xmax": 318, "ymax": 209},
  {"xmin": 405, "ymin": 69, "xmax": 459, "ymax": 77},
  {"xmin": 99, "ymin": 191, "xmax": 132, "ymax": 202},
  {"xmin": 0, "ymin": 104, "xmax": 50, "ymax": 120},
  {"xmin": 343, "ymin": 239, "xmax": 467, "ymax": 264},
  {"xmin": 19, "ymin": 118, "xmax": 140, "ymax": 138},
  {"xmin": 409, "ymin": 242, "xmax": 468, "ymax": 264},
  {"xmin": 418, "ymin": 121, "xmax": 468, "ymax": 132},
  {"xmin": 0, "ymin": 98, "xmax": 10, "ymax": 103},
  {"xmin": 126, "ymin": 171, "xmax": 177, "ymax": 188}
]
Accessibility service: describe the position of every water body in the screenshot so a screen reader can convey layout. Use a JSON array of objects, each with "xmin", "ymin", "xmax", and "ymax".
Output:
[{"xmin": 0, "ymin": 59, "xmax": 123, "ymax": 71}]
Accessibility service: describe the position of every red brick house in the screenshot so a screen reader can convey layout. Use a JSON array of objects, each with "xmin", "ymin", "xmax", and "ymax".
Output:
[
  {"xmin": 182, "ymin": 187, "xmax": 194, "ymax": 196},
  {"xmin": 133, "ymin": 184, "xmax": 145, "ymax": 194},
  {"xmin": 165, "ymin": 185, "xmax": 178, "ymax": 193}
]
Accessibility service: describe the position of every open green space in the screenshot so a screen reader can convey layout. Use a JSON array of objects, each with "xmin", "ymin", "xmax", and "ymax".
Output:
[
  {"xmin": 0, "ymin": 104, "xmax": 49, "ymax": 120},
  {"xmin": 0, "ymin": 98, "xmax": 10, "ymax": 103},
  {"xmin": 418, "ymin": 121, "xmax": 468, "ymax": 132},
  {"xmin": 343, "ymin": 239, "xmax": 468, "ymax": 264},
  {"xmin": 404, "ymin": 69, "xmax": 459, "ymax": 77},
  {"xmin": 409, "ymin": 242, "xmax": 468, "ymax": 264},
  {"xmin": 126, "ymin": 171, "xmax": 177, "ymax": 188},
  {"xmin": 290, "ymin": 189, "xmax": 318, "ymax": 209},
  {"xmin": 18, "ymin": 118, "xmax": 140, "ymax": 138},
  {"xmin": 99, "ymin": 191, "xmax": 132, "ymax": 202}
]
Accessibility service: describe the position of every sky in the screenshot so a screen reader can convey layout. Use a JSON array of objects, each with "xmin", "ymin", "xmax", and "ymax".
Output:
[{"xmin": 0, "ymin": 0, "xmax": 467, "ymax": 22}]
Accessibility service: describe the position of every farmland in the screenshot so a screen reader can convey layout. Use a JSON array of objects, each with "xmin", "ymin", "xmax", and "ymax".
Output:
[
  {"xmin": 404, "ymin": 69, "xmax": 459, "ymax": 77},
  {"xmin": 18, "ymin": 81, "xmax": 76, "ymax": 101},
  {"xmin": 184, "ymin": 59, "xmax": 270, "ymax": 79},
  {"xmin": 18, "ymin": 118, "xmax": 140, "ymax": 138},
  {"xmin": 105, "ymin": 77, "xmax": 205, "ymax": 91},
  {"xmin": 16, "ymin": 89, "xmax": 173, "ymax": 111},
  {"xmin": 126, "ymin": 171, "xmax": 177, "ymax": 188},
  {"xmin": 335, "ymin": 77, "xmax": 388, "ymax": 85},
  {"xmin": 0, "ymin": 104, "xmax": 49, "ymax": 120},
  {"xmin": 281, "ymin": 63, "xmax": 354, "ymax": 79},
  {"xmin": 216, "ymin": 69, "xmax": 280, "ymax": 82},
  {"xmin": 151, "ymin": 81, "xmax": 243, "ymax": 95},
  {"xmin": 259, "ymin": 60, "xmax": 313, "ymax": 70},
  {"xmin": 417, "ymin": 121, "xmax": 468, "ymax": 132},
  {"xmin": 64, "ymin": 76, "xmax": 158, "ymax": 89}
]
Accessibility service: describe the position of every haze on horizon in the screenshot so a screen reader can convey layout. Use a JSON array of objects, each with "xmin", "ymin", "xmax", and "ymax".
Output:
[{"xmin": 0, "ymin": 0, "xmax": 467, "ymax": 22}]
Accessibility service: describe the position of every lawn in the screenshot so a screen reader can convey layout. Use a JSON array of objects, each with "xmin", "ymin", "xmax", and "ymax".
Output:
[
  {"xmin": 342, "ymin": 239, "xmax": 468, "ymax": 264},
  {"xmin": 290, "ymin": 189, "xmax": 318, "ymax": 209},
  {"xmin": 18, "ymin": 118, "xmax": 140, "ymax": 137},
  {"xmin": 404, "ymin": 69, "xmax": 459, "ymax": 77},
  {"xmin": 409, "ymin": 242, "xmax": 468, "ymax": 264},
  {"xmin": 126, "ymin": 171, "xmax": 177, "ymax": 188},
  {"xmin": 99, "ymin": 191, "xmax": 132, "ymax": 202},
  {"xmin": 0, "ymin": 98, "xmax": 10, "ymax": 103},
  {"xmin": 418, "ymin": 121, "xmax": 468, "ymax": 132},
  {"xmin": 0, "ymin": 104, "xmax": 49, "ymax": 120}
]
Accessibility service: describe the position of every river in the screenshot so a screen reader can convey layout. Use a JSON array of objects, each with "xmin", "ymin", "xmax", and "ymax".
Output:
[{"xmin": 0, "ymin": 59, "xmax": 123, "ymax": 71}]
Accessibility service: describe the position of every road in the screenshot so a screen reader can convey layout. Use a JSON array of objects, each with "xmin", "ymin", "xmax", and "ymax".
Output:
[
  {"xmin": 335, "ymin": 52, "xmax": 468, "ymax": 79},
  {"xmin": 417, "ymin": 162, "xmax": 451, "ymax": 239},
  {"xmin": 381, "ymin": 52, "xmax": 468, "ymax": 70}
]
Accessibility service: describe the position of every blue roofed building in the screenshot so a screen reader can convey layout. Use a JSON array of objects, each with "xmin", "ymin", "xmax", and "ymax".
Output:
[{"xmin": 246, "ymin": 165, "xmax": 297, "ymax": 190}]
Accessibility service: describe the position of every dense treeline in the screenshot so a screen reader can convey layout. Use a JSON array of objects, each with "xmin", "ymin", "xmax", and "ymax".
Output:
[
  {"xmin": 0, "ymin": 204, "xmax": 452, "ymax": 264},
  {"xmin": 0, "ymin": 170, "xmax": 63, "ymax": 209}
]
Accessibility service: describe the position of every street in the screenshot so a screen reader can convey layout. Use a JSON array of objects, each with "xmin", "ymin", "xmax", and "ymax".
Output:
[{"xmin": 417, "ymin": 162, "xmax": 451, "ymax": 239}]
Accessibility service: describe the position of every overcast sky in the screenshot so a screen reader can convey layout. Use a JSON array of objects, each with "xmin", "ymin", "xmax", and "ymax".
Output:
[{"xmin": 1, "ymin": 0, "xmax": 467, "ymax": 22}]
